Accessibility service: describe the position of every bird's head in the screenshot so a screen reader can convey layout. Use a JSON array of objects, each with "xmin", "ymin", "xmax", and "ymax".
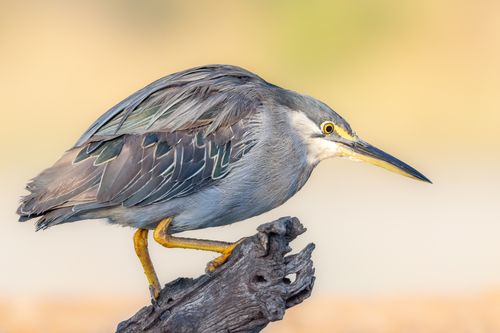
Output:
[{"xmin": 290, "ymin": 97, "xmax": 431, "ymax": 183}]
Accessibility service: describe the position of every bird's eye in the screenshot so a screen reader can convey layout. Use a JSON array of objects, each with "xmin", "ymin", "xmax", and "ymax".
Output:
[{"xmin": 321, "ymin": 122, "xmax": 335, "ymax": 135}]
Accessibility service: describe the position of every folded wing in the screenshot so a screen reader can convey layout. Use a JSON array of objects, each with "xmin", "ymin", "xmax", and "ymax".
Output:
[{"xmin": 18, "ymin": 65, "xmax": 268, "ymax": 229}]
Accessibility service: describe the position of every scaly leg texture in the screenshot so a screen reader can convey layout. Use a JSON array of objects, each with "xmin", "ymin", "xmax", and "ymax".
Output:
[
  {"xmin": 133, "ymin": 229, "xmax": 161, "ymax": 300},
  {"xmin": 153, "ymin": 217, "xmax": 242, "ymax": 272}
]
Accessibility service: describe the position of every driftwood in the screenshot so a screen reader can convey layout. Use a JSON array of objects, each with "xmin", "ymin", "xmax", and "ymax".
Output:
[{"xmin": 116, "ymin": 217, "xmax": 316, "ymax": 333}]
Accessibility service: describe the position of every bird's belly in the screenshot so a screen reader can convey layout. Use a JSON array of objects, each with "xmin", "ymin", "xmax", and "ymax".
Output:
[
  {"xmin": 102, "ymin": 145, "xmax": 313, "ymax": 233},
  {"xmin": 168, "ymin": 164, "xmax": 313, "ymax": 233},
  {"xmin": 167, "ymin": 187, "xmax": 273, "ymax": 233},
  {"xmin": 96, "ymin": 172, "xmax": 305, "ymax": 233}
]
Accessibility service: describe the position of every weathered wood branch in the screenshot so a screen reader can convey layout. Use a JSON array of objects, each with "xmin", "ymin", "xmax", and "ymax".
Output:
[{"xmin": 116, "ymin": 217, "xmax": 316, "ymax": 333}]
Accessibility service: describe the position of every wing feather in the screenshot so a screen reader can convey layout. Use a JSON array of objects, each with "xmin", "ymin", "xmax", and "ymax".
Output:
[
  {"xmin": 74, "ymin": 65, "xmax": 269, "ymax": 145},
  {"xmin": 18, "ymin": 65, "xmax": 267, "ymax": 227}
]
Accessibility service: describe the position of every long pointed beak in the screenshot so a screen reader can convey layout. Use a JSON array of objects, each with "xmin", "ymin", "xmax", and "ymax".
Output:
[{"xmin": 338, "ymin": 139, "xmax": 432, "ymax": 183}]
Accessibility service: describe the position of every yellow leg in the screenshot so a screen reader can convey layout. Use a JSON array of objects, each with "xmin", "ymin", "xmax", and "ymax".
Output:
[
  {"xmin": 133, "ymin": 229, "xmax": 161, "ymax": 300},
  {"xmin": 153, "ymin": 217, "xmax": 242, "ymax": 272}
]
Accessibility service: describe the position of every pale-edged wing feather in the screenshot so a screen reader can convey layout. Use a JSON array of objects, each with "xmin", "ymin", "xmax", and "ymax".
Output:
[
  {"xmin": 75, "ymin": 64, "xmax": 268, "ymax": 145},
  {"xmin": 18, "ymin": 65, "xmax": 267, "ymax": 229}
]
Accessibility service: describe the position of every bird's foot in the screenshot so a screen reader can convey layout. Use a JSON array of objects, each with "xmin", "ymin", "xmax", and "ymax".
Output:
[
  {"xmin": 205, "ymin": 239, "xmax": 244, "ymax": 273},
  {"xmin": 205, "ymin": 253, "xmax": 229, "ymax": 273}
]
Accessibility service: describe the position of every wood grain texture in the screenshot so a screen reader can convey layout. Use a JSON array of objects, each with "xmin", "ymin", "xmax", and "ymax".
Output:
[{"xmin": 116, "ymin": 217, "xmax": 315, "ymax": 333}]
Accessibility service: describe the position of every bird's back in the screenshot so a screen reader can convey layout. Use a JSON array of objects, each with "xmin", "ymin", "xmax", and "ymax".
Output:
[{"xmin": 17, "ymin": 65, "xmax": 281, "ymax": 230}]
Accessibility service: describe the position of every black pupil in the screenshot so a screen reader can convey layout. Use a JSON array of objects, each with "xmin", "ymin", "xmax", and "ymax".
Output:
[{"xmin": 325, "ymin": 124, "xmax": 333, "ymax": 133}]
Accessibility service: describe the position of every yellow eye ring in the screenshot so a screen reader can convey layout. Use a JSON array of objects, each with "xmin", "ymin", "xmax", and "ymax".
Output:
[{"xmin": 321, "ymin": 121, "xmax": 335, "ymax": 135}]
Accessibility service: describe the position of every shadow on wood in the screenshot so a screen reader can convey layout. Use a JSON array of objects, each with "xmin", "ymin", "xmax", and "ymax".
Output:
[{"xmin": 116, "ymin": 216, "xmax": 315, "ymax": 333}]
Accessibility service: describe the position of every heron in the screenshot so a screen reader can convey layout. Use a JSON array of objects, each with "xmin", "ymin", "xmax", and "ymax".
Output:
[{"xmin": 17, "ymin": 65, "xmax": 430, "ymax": 300}]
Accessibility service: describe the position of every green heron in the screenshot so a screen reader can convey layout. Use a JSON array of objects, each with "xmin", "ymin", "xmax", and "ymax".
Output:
[{"xmin": 17, "ymin": 65, "xmax": 430, "ymax": 300}]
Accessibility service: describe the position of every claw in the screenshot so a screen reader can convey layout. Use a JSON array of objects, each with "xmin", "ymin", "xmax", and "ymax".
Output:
[
  {"xmin": 205, "ymin": 238, "xmax": 244, "ymax": 272},
  {"xmin": 149, "ymin": 284, "xmax": 161, "ymax": 301},
  {"xmin": 206, "ymin": 253, "xmax": 228, "ymax": 272}
]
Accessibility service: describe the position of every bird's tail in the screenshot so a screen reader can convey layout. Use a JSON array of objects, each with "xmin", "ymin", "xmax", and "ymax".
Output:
[{"xmin": 17, "ymin": 147, "xmax": 102, "ymax": 230}]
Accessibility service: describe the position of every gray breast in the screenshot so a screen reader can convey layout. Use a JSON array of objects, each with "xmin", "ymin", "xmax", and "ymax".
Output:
[{"xmin": 164, "ymin": 105, "xmax": 314, "ymax": 233}]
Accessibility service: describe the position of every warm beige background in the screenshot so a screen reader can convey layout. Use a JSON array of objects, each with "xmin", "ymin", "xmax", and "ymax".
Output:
[{"xmin": 1, "ymin": 1, "xmax": 500, "ymax": 332}]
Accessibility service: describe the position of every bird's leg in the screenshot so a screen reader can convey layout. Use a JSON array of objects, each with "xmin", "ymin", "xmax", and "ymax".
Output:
[
  {"xmin": 153, "ymin": 217, "xmax": 242, "ymax": 273},
  {"xmin": 133, "ymin": 229, "xmax": 161, "ymax": 300}
]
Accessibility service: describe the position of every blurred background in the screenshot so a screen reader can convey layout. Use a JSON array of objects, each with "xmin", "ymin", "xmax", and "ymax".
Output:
[{"xmin": 1, "ymin": 0, "xmax": 500, "ymax": 332}]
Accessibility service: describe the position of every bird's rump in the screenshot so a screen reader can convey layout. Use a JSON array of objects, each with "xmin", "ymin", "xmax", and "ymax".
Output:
[{"xmin": 18, "ymin": 65, "xmax": 267, "ymax": 230}]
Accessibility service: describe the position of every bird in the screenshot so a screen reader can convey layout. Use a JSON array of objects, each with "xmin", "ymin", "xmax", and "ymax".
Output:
[{"xmin": 17, "ymin": 64, "xmax": 431, "ymax": 300}]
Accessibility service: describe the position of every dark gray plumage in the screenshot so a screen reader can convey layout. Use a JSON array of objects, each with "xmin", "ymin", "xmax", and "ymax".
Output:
[
  {"xmin": 18, "ymin": 65, "xmax": 270, "ymax": 230},
  {"xmin": 17, "ymin": 64, "xmax": 429, "ymax": 233}
]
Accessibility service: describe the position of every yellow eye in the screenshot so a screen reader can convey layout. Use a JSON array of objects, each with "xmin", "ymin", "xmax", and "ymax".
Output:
[{"xmin": 322, "ymin": 122, "xmax": 335, "ymax": 135}]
